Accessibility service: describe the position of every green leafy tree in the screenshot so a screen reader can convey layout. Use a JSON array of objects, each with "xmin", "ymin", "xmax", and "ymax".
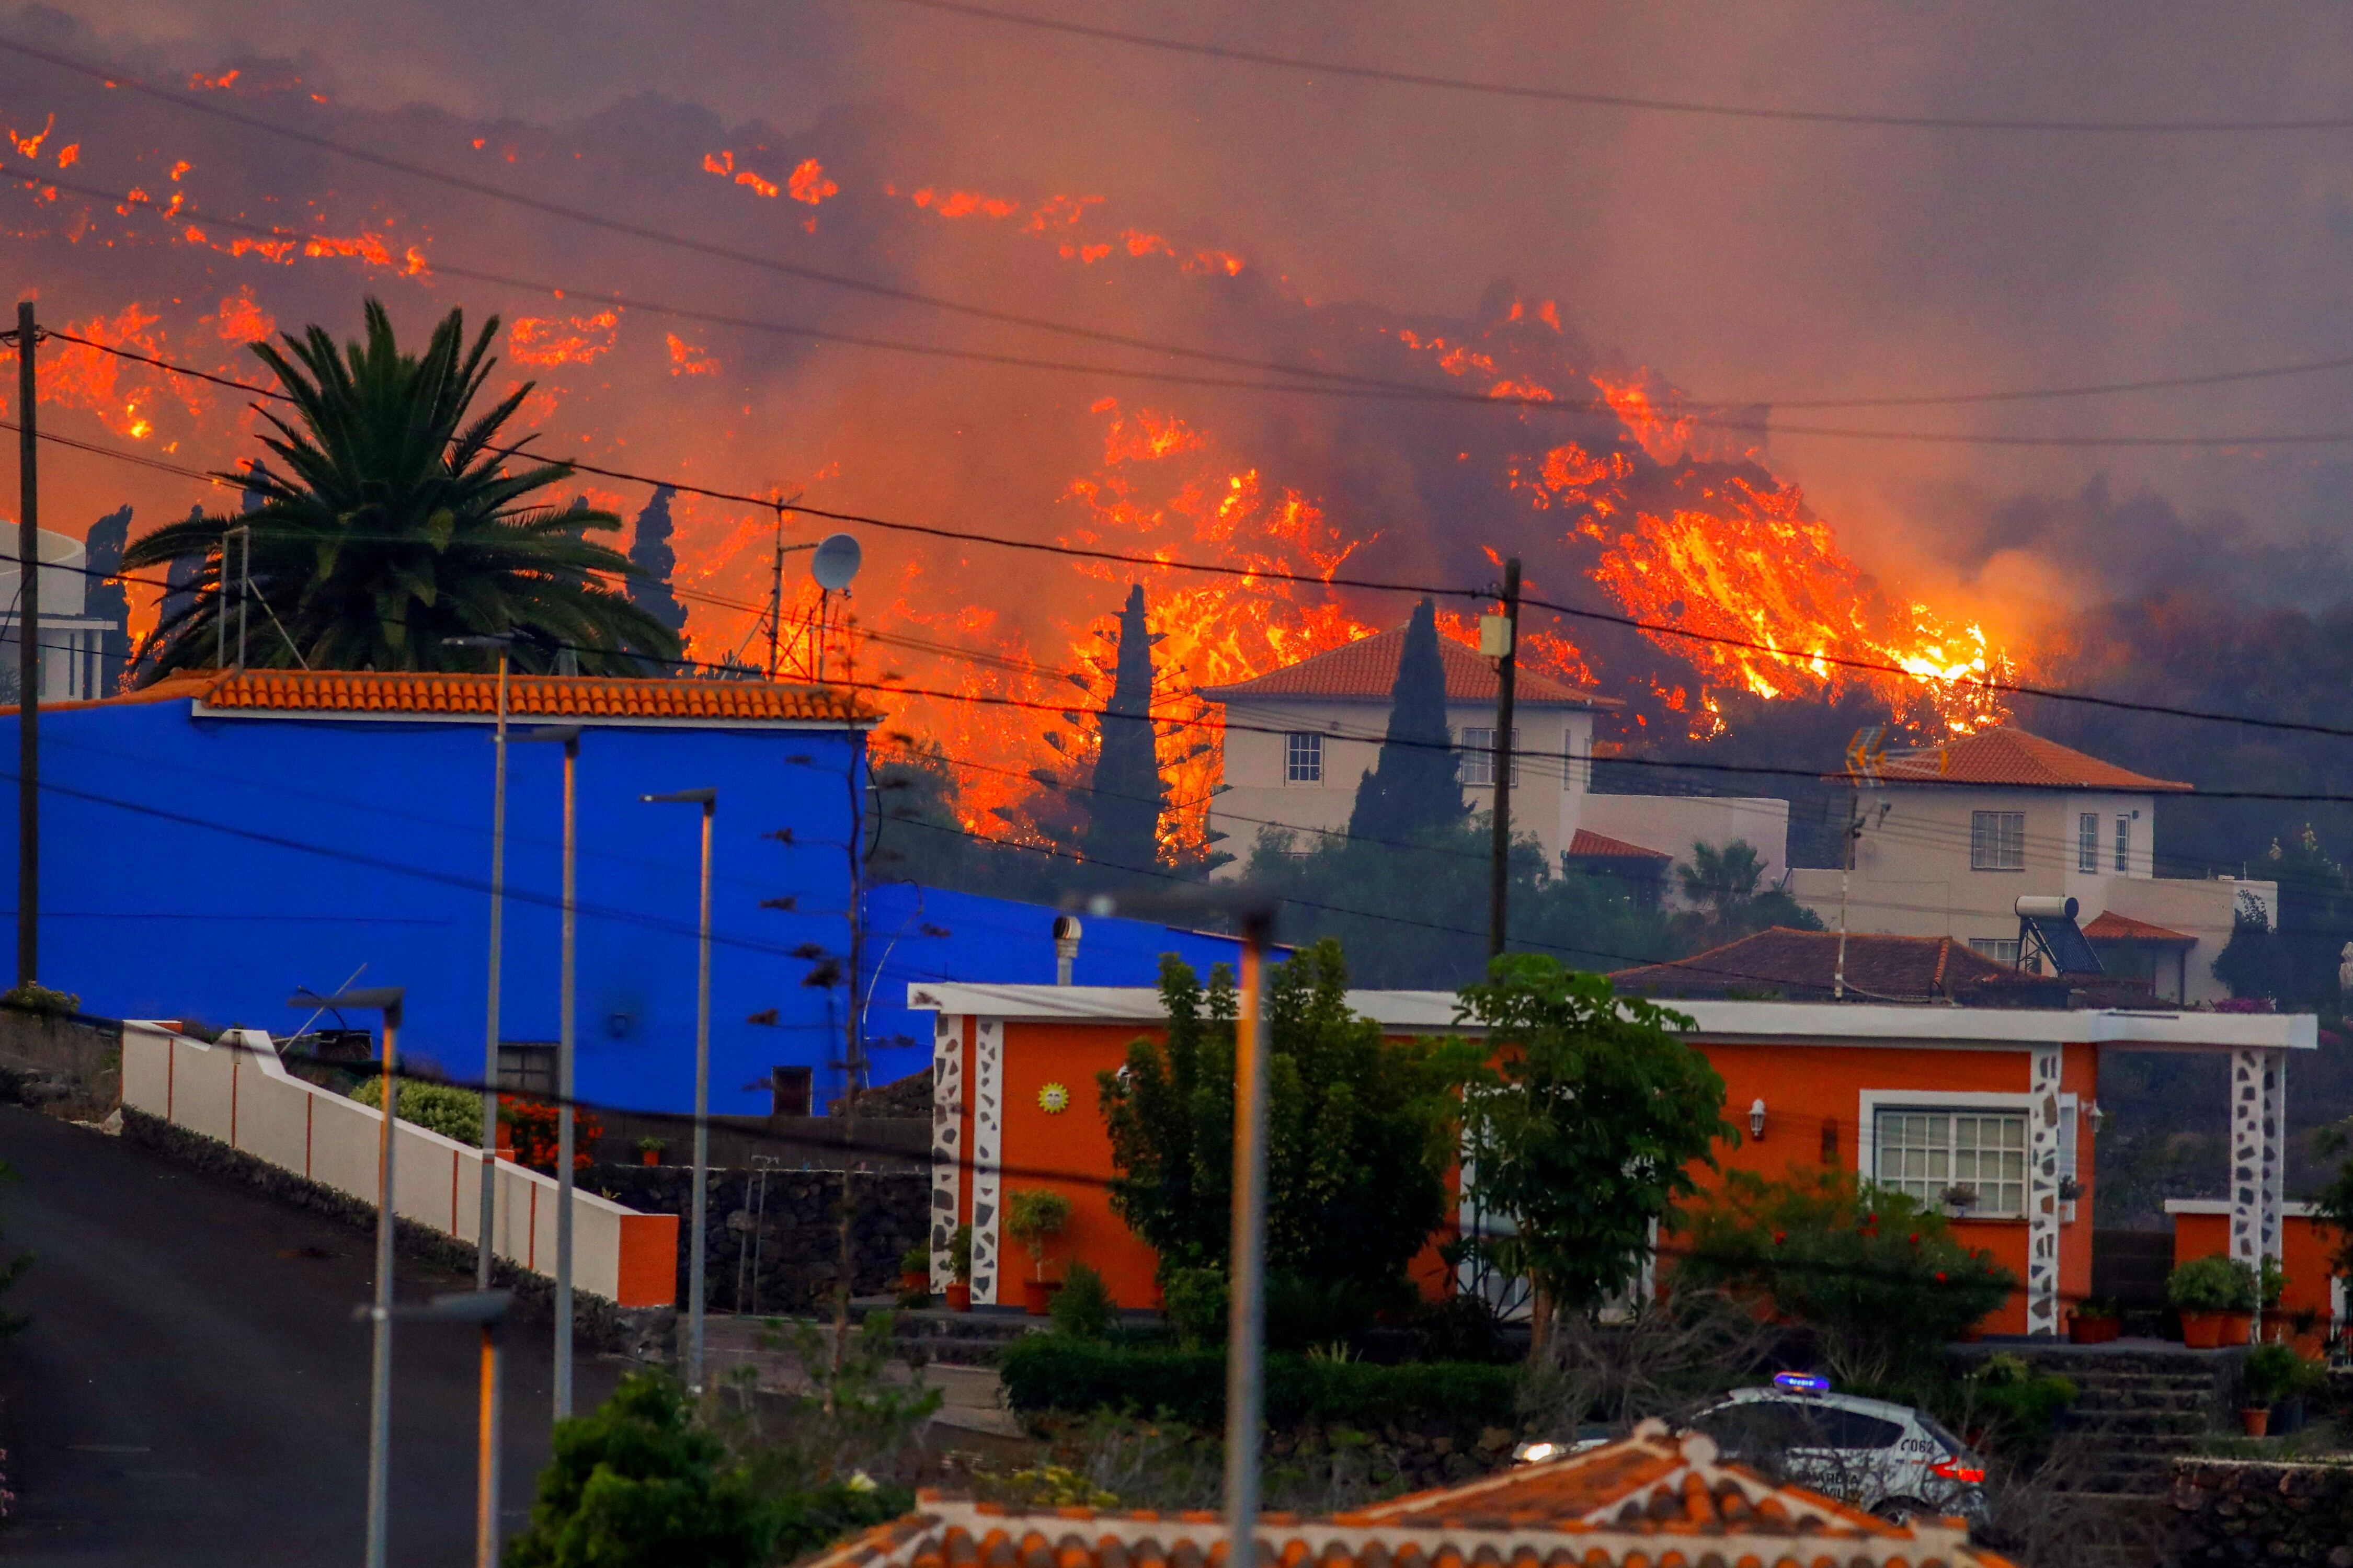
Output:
[
  {"xmin": 1675, "ymin": 839, "xmax": 1823, "ymax": 945},
  {"xmin": 1098, "ymin": 942, "xmax": 1473, "ymax": 1298},
  {"xmin": 1674, "ymin": 1166, "xmax": 2015, "ymax": 1387},
  {"xmin": 505, "ymin": 1372, "xmax": 776, "ymax": 1568},
  {"xmin": 124, "ymin": 300, "xmax": 681, "ymax": 679},
  {"xmin": 1349, "ymin": 599, "xmax": 1467, "ymax": 844},
  {"xmin": 349, "ymin": 1077, "xmax": 485, "ymax": 1142},
  {"xmin": 1455, "ymin": 955, "xmax": 1732, "ymax": 1352}
]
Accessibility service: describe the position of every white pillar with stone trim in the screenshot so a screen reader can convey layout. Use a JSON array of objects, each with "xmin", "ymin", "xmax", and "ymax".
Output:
[
  {"xmin": 928, "ymin": 1014, "xmax": 966, "ymax": 1292},
  {"xmin": 2026, "ymin": 1045, "xmax": 2064, "ymax": 1336},
  {"xmin": 2230, "ymin": 1048, "xmax": 2288, "ymax": 1274},
  {"xmin": 969, "ymin": 1017, "xmax": 1005, "ymax": 1305}
]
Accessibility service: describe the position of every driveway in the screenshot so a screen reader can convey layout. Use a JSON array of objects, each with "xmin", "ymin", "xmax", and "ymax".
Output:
[{"xmin": 0, "ymin": 1105, "xmax": 624, "ymax": 1565}]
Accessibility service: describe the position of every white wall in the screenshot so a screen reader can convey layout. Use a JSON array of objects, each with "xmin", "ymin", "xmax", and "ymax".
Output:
[
  {"xmin": 120, "ymin": 1022, "xmax": 677, "ymax": 1307},
  {"xmin": 1571, "ymin": 794, "xmax": 1791, "ymax": 895}
]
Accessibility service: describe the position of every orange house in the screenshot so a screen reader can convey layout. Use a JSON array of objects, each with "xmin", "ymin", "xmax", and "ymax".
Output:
[
  {"xmin": 2167, "ymin": 1200, "xmax": 2347, "ymax": 1328},
  {"xmin": 911, "ymin": 980, "xmax": 2315, "ymax": 1337}
]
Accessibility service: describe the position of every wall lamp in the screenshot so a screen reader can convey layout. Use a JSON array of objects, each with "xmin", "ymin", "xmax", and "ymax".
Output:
[{"xmin": 1749, "ymin": 1097, "xmax": 1768, "ymax": 1141}]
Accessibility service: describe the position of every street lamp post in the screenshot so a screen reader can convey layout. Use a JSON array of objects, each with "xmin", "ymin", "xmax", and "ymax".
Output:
[
  {"xmin": 642, "ymin": 787, "xmax": 716, "ymax": 1394},
  {"xmin": 292, "ymin": 985, "xmax": 406, "ymax": 1568},
  {"xmin": 369, "ymin": 1289, "xmax": 514, "ymax": 1568},
  {"xmin": 517, "ymin": 725, "xmax": 582, "ymax": 1418},
  {"xmin": 444, "ymin": 635, "xmax": 514, "ymax": 1290}
]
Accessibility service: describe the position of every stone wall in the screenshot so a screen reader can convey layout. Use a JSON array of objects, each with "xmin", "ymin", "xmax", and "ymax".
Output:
[
  {"xmin": 0, "ymin": 1005, "xmax": 121, "ymax": 1117},
  {"xmin": 2169, "ymin": 1459, "xmax": 2353, "ymax": 1566},
  {"xmin": 587, "ymin": 1163, "xmax": 927, "ymax": 1315}
]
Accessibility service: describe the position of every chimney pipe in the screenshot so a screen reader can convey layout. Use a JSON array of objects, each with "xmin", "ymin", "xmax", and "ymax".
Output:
[{"xmin": 1052, "ymin": 914, "xmax": 1083, "ymax": 986}]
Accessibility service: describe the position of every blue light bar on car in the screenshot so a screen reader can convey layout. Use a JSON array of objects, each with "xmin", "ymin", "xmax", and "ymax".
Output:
[{"xmin": 1773, "ymin": 1372, "xmax": 1830, "ymax": 1393}]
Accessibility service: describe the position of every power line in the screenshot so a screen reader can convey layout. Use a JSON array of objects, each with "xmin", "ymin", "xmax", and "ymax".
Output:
[
  {"xmin": 29, "ymin": 336, "xmax": 2353, "ymax": 750},
  {"xmin": 878, "ymin": 0, "xmax": 2353, "ymax": 136}
]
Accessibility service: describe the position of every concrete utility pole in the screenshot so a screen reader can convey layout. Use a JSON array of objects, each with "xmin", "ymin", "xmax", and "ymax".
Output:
[
  {"xmin": 1223, "ymin": 906, "xmax": 1276, "ymax": 1564},
  {"xmin": 1485, "ymin": 558, "xmax": 1521, "ymax": 960},
  {"xmin": 517, "ymin": 725, "xmax": 583, "ymax": 1417},
  {"xmin": 443, "ymin": 635, "xmax": 514, "ymax": 1292},
  {"xmin": 16, "ymin": 298, "xmax": 37, "ymax": 989},
  {"xmin": 642, "ymin": 787, "xmax": 716, "ymax": 1394}
]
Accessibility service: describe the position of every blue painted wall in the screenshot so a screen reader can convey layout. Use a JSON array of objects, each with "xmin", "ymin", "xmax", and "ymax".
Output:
[
  {"xmin": 1, "ymin": 692, "xmax": 866, "ymax": 1117},
  {"xmin": 0, "ymin": 693, "xmax": 1250, "ymax": 1114}
]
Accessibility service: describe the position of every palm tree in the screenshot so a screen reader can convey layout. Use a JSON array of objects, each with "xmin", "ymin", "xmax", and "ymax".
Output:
[{"xmin": 124, "ymin": 300, "xmax": 682, "ymax": 680}]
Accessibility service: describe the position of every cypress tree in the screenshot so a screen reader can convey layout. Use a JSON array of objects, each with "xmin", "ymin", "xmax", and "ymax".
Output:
[
  {"xmin": 1081, "ymin": 584, "xmax": 1164, "ymax": 876},
  {"xmin": 1348, "ymin": 598, "xmax": 1467, "ymax": 843},
  {"xmin": 84, "ymin": 504, "xmax": 132, "ymax": 695},
  {"xmin": 626, "ymin": 484, "xmax": 689, "ymax": 636}
]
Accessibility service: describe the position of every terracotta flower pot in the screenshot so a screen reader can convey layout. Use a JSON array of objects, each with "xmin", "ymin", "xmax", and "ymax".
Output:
[
  {"xmin": 2223, "ymin": 1311, "xmax": 2255, "ymax": 1346},
  {"xmin": 2241, "ymin": 1406, "xmax": 2271, "ymax": 1438},
  {"xmin": 639, "ymin": 1149, "xmax": 661, "ymax": 1167},
  {"xmin": 1023, "ymin": 1277, "xmax": 1065, "ymax": 1317},
  {"xmin": 2260, "ymin": 1318, "xmax": 2288, "ymax": 1344},
  {"xmin": 2181, "ymin": 1310, "xmax": 2228, "ymax": 1349},
  {"xmin": 946, "ymin": 1281, "xmax": 972, "ymax": 1312},
  {"xmin": 900, "ymin": 1270, "xmax": 930, "ymax": 1298},
  {"xmin": 2069, "ymin": 1315, "xmax": 2121, "ymax": 1345},
  {"xmin": 2293, "ymin": 1332, "xmax": 2327, "ymax": 1361}
]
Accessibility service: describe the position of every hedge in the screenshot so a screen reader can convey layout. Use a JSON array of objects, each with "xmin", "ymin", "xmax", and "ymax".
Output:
[{"xmin": 997, "ymin": 1337, "xmax": 1518, "ymax": 1429}]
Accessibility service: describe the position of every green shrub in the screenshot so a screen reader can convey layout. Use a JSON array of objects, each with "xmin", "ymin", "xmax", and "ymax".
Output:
[
  {"xmin": 1, "ymin": 980, "xmax": 79, "ymax": 1016},
  {"xmin": 950, "ymin": 1223, "xmax": 973, "ymax": 1284},
  {"xmin": 2243, "ymin": 1342, "xmax": 2326, "ymax": 1405},
  {"xmin": 2166, "ymin": 1254, "xmax": 2257, "ymax": 1313},
  {"xmin": 350, "ymin": 1077, "xmax": 485, "ymax": 1143},
  {"xmin": 769, "ymin": 1479, "xmax": 913, "ymax": 1563},
  {"xmin": 1162, "ymin": 1266, "xmax": 1227, "ymax": 1348},
  {"xmin": 1955, "ymin": 1353, "xmax": 2077, "ymax": 1450},
  {"xmin": 900, "ymin": 1243, "xmax": 929, "ymax": 1276},
  {"xmin": 997, "ymin": 1336, "xmax": 1517, "ymax": 1429},
  {"xmin": 1006, "ymin": 1188, "xmax": 1073, "ymax": 1280},
  {"xmin": 1050, "ymin": 1262, "xmax": 1117, "ymax": 1340}
]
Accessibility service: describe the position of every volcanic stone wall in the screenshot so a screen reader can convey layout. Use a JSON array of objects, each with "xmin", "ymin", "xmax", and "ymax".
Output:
[{"xmin": 2169, "ymin": 1458, "xmax": 2353, "ymax": 1566}]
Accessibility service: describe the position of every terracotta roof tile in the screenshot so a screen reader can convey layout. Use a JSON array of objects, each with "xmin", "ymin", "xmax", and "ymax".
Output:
[
  {"xmin": 1567, "ymin": 830, "xmax": 1671, "ymax": 861},
  {"xmin": 131, "ymin": 668, "xmax": 875, "ymax": 725},
  {"xmin": 804, "ymin": 1432, "xmax": 2011, "ymax": 1568},
  {"xmin": 1199, "ymin": 625, "xmax": 1612, "ymax": 708},
  {"xmin": 1608, "ymin": 927, "xmax": 2066, "ymax": 1005},
  {"xmin": 2082, "ymin": 910, "xmax": 2196, "ymax": 943},
  {"xmin": 1865, "ymin": 728, "xmax": 2188, "ymax": 793}
]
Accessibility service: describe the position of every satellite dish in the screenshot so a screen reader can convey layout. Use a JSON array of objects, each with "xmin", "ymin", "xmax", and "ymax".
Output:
[{"xmin": 810, "ymin": 533, "xmax": 862, "ymax": 592}]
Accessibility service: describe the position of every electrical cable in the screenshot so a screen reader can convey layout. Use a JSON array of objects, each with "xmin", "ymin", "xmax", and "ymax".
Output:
[{"xmin": 876, "ymin": 0, "xmax": 2353, "ymax": 137}]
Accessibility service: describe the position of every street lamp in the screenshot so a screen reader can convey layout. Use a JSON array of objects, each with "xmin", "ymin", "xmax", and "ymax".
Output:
[
  {"xmin": 291, "ymin": 984, "xmax": 405, "ymax": 1568},
  {"xmin": 1070, "ymin": 885, "xmax": 1277, "ymax": 1563},
  {"xmin": 362, "ymin": 1289, "xmax": 514, "ymax": 1568},
  {"xmin": 642, "ymin": 787, "xmax": 716, "ymax": 1395},
  {"xmin": 444, "ymin": 634, "xmax": 515, "ymax": 1291},
  {"xmin": 516, "ymin": 724, "xmax": 581, "ymax": 1418}
]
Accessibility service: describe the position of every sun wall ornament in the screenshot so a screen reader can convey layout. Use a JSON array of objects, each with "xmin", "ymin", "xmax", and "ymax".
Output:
[{"xmin": 1037, "ymin": 1082, "xmax": 1071, "ymax": 1114}]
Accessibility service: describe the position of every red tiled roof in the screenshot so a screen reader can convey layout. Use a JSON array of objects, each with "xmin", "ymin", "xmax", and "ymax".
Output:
[
  {"xmin": 133, "ymin": 668, "xmax": 876, "ymax": 725},
  {"xmin": 1867, "ymin": 728, "xmax": 2189, "ymax": 793},
  {"xmin": 1199, "ymin": 624, "xmax": 1612, "ymax": 708},
  {"xmin": 1609, "ymin": 926, "xmax": 2063, "ymax": 1005},
  {"xmin": 1566, "ymin": 829, "xmax": 1669, "ymax": 861},
  {"xmin": 2083, "ymin": 910, "xmax": 2196, "ymax": 943},
  {"xmin": 805, "ymin": 1427, "xmax": 2007, "ymax": 1568}
]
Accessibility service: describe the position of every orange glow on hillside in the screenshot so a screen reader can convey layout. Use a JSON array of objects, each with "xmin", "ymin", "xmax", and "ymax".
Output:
[{"xmin": 509, "ymin": 311, "xmax": 620, "ymax": 367}]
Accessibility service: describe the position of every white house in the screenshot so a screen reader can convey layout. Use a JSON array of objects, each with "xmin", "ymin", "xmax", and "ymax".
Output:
[
  {"xmin": 1786, "ymin": 726, "xmax": 2271, "ymax": 1005},
  {"xmin": 0, "ymin": 525, "xmax": 124, "ymax": 701},
  {"xmin": 1197, "ymin": 620, "xmax": 1789, "ymax": 884}
]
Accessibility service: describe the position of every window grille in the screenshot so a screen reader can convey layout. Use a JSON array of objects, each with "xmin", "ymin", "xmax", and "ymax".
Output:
[
  {"xmin": 1873, "ymin": 1109, "xmax": 2027, "ymax": 1217},
  {"xmin": 2078, "ymin": 812, "xmax": 2097, "ymax": 873},
  {"xmin": 2115, "ymin": 815, "xmax": 2131, "ymax": 873},
  {"xmin": 1969, "ymin": 810, "xmax": 2025, "ymax": 871},
  {"xmin": 1458, "ymin": 727, "xmax": 1519, "ymax": 787},
  {"xmin": 1967, "ymin": 937, "xmax": 2020, "ymax": 967},
  {"xmin": 1284, "ymin": 731, "xmax": 1323, "ymax": 784}
]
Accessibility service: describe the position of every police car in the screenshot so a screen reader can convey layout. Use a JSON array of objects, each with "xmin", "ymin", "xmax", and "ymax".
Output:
[
  {"xmin": 1516, "ymin": 1374, "xmax": 1986, "ymax": 1522},
  {"xmin": 1687, "ymin": 1374, "xmax": 1986, "ymax": 1520}
]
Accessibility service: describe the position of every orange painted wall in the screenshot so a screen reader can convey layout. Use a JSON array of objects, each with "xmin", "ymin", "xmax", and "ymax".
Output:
[
  {"xmin": 972, "ymin": 1018, "xmax": 2102, "ymax": 1335},
  {"xmin": 2173, "ymin": 1211, "xmax": 2343, "ymax": 1322}
]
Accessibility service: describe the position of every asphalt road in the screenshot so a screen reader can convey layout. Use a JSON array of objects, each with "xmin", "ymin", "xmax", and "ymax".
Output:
[{"xmin": 0, "ymin": 1105, "xmax": 625, "ymax": 1565}]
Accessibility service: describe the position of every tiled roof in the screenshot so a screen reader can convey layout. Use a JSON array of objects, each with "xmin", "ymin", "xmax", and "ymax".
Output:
[
  {"xmin": 1566, "ymin": 829, "xmax": 1670, "ymax": 861},
  {"xmin": 1868, "ymin": 728, "xmax": 2189, "ymax": 793},
  {"xmin": 2083, "ymin": 910, "xmax": 2196, "ymax": 943},
  {"xmin": 1609, "ymin": 927, "xmax": 2064, "ymax": 1005},
  {"xmin": 141, "ymin": 668, "xmax": 875, "ymax": 725},
  {"xmin": 1200, "ymin": 625, "xmax": 1612, "ymax": 708},
  {"xmin": 805, "ymin": 1427, "xmax": 2005, "ymax": 1568}
]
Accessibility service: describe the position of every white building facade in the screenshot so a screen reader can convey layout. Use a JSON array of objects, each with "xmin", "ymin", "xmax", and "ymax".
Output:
[{"xmin": 1, "ymin": 525, "xmax": 123, "ymax": 702}]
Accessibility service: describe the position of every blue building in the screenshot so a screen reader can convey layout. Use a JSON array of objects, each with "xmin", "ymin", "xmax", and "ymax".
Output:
[{"xmin": 2, "ymin": 668, "xmax": 1241, "ymax": 1115}]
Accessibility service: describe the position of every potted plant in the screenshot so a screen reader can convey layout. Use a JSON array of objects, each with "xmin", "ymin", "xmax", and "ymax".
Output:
[
  {"xmin": 946, "ymin": 1223, "xmax": 973, "ymax": 1312},
  {"xmin": 2288, "ymin": 1305, "xmax": 2326, "ymax": 1361},
  {"xmin": 2069, "ymin": 1295, "xmax": 2123, "ymax": 1345},
  {"xmin": 900, "ymin": 1242, "xmax": 931, "ymax": 1303},
  {"xmin": 2258, "ymin": 1257, "xmax": 2289, "ymax": 1341},
  {"xmin": 1005, "ymin": 1188, "xmax": 1073, "ymax": 1315},
  {"xmin": 636, "ymin": 1136, "xmax": 667, "ymax": 1168},
  {"xmin": 2167, "ymin": 1254, "xmax": 2257, "ymax": 1348},
  {"xmin": 1940, "ymin": 1183, "xmax": 1982, "ymax": 1219},
  {"xmin": 2242, "ymin": 1341, "xmax": 2317, "ymax": 1436}
]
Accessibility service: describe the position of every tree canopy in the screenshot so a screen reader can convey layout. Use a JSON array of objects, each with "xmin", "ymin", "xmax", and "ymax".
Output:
[{"xmin": 123, "ymin": 299, "xmax": 681, "ymax": 679}]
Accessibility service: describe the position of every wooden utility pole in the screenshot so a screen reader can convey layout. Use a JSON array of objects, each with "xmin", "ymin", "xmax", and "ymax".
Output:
[
  {"xmin": 16, "ymin": 299, "xmax": 37, "ymax": 989},
  {"xmin": 1486, "ymin": 557, "xmax": 1521, "ymax": 960}
]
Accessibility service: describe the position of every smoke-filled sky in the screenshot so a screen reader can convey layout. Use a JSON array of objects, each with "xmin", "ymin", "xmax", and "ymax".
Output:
[{"xmin": 13, "ymin": 0, "xmax": 2353, "ymax": 792}]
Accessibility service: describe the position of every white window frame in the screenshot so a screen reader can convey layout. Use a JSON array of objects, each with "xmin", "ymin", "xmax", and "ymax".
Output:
[
  {"xmin": 2114, "ymin": 814, "xmax": 2131, "ymax": 874},
  {"xmin": 1458, "ymin": 727, "xmax": 1519, "ymax": 788},
  {"xmin": 1284, "ymin": 731, "xmax": 1323, "ymax": 785},
  {"xmin": 1970, "ymin": 810, "xmax": 2025, "ymax": 871},
  {"xmin": 2077, "ymin": 812, "xmax": 2097, "ymax": 873},
  {"xmin": 1967, "ymin": 937, "xmax": 2020, "ymax": 967},
  {"xmin": 1854, "ymin": 1090, "xmax": 2072, "ymax": 1221}
]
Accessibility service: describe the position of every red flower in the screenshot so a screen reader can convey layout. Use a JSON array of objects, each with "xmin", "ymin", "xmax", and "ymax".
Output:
[
  {"xmin": 1908, "ymin": 1233, "xmax": 1921, "ymax": 1245},
  {"xmin": 1772, "ymin": 1230, "xmax": 1787, "ymax": 1245},
  {"xmin": 1935, "ymin": 1271, "xmax": 1949, "ymax": 1283}
]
